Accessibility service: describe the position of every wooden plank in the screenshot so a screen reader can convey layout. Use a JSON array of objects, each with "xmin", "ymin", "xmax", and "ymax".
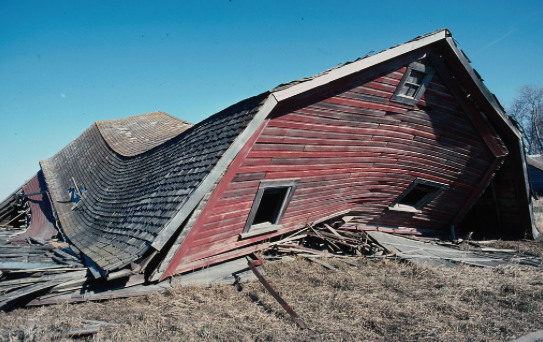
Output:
[
  {"xmin": 62, "ymin": 325, "xmax": 101, "ymax": 338},
  {"xmin": 171, "ymin": 257, "xmax": 262, "ymax": 287},
  {"xmin": 306, "ymin": 257, "xmax": 337, "ymax": 270},
  {"xmin": 247, "ymin": 259, "xmax": 314, "ymax": 333},
  {"xmin": 169, "ymin": 242, "xmax": 270, "ymax": 277},
  {"xmin": 0, "ymin": 262, "xmax": 65, "ymax": 270},
  {"xmin": 81, "ymin": 319, "xmax": 121, "ymax": 327}
]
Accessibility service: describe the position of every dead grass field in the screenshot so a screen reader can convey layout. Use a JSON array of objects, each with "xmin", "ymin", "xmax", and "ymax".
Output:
[{"xmin": 1, "ymin": 241, "xmax": 542, "ymax": 342}]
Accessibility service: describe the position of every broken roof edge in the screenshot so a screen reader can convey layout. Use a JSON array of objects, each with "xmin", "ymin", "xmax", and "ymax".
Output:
[{"xmin": 441, "ymin": 37, "xmax": 521, "ymax": 140}]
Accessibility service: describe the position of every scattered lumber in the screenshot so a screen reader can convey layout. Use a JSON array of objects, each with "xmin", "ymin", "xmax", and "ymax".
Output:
[
  {"xmin": 263, "ymin": 220, "xmax": 543, "ymax": 271},
  {"xmin": 365, "ymin": 231, "xmax": 543, "ymax": 269},
  {"xmin": 62, "ymin": 325, "xmax": 101, "ymax": 338},
  {"xmin": 306, "ymin": 258, "xmax": 337, "ymax": 270},
  {"xmin": 264, "ymin": 221, "xmax": 387, "ymax": 270}
]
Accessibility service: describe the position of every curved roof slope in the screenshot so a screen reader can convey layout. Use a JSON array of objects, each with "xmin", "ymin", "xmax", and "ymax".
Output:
[
  {"xmin": 40, "ymin": 95, "xmax": 267, "ymax": 271},
  {"xmin": 96, "ymin": 111, "xmax": 194, "ymax": 157}
]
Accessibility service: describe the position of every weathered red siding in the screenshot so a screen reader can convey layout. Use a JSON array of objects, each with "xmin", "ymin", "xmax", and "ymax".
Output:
[{"xmin": 166, "ymin": 56, "xmax": 499, "ymax": 276}]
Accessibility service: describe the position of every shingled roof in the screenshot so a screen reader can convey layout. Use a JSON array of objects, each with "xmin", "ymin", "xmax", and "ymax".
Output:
[
  {"xmin": 40, "ymin": 95, "xmax": 268, "ymax": 271},
  {"xmin": 96, "ymin": 111, "xmax": 194, "ymax": 157}
]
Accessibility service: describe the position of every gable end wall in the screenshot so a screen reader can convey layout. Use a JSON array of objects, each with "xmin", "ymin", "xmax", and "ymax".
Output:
[{"xmin": 165, "ymin": 53, "xmax": 499, "ymax": 277}]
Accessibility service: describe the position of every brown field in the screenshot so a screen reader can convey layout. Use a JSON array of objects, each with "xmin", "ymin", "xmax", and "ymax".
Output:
[{"xmin": 1, "ymin": 240, "xmax": 542, "ymax": 342}]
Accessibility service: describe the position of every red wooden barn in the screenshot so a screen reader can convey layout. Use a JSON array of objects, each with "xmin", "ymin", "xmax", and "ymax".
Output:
[{"xmin": 1, "ymin": 29, "xmax": 539, "ymax": 288}]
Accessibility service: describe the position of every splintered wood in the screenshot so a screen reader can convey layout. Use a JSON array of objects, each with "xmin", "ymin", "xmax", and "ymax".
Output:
[
  {"xmin": 266, "ymin": 221, "xmax": 387, "ymax": 265},
  {"xmin": 265, "ymin": 220, "xmax": 543, "ymax": 270},
  {"xmin": 0, "ymin": 242, "xmax": 88, "ymax": 310}
]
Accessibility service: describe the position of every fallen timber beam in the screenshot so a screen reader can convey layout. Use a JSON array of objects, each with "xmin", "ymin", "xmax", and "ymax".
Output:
[
  {"xmin": 247, "ymin": 255, "xmax": 315, "ymax": 334},
  {"xmin": 306, "ymin": 257, "xmax": 337, "ymax": 270},
  {"xmin": 62, "ymin": 325, "xmax": 101, "ymax": 338}
]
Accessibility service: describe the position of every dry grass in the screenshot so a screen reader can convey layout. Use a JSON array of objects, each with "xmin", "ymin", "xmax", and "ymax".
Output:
[
  {"xmin": 487, "ymin": 238, "xmax": 543, "ymax": 258},
  {"xmin": 1, "ymin": 253, "xmax": 542, "ymax": 341}
]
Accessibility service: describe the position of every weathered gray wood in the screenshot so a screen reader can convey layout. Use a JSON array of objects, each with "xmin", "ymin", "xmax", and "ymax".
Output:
[
  {"xmin": 310, "ymin": 209, "xmax": 351, "ymax": 226},
  {"xmin": 27, "ymin": 281, "xmax": 173, "ymax": 306},
  {"xmin": 82, "ymin": 255, "xmax": 103, "ymax": 279},
  {"xmin": 53, "ymin": 248, "xmax": 79, "ymax": 261},
  {"xmin": 106, "ymin": 269, "xmax": 134, "ymax": 281},
  {"xmin": 81, "ymin": 319, "xmax": 121, "ymax": 327},
  {"xmin": 0, "ymin": 270, "xmax": 87, "ymax": 287},
  {"xmin": 0, "ymin": 262, "xmax": 63, "ymax": 270},
  {"xmin": 0, "ymin": 274, "xmax": 81, "ymax": 309},
  {"xmin": 337, "ymin": 259, "xmax": 362, "ymax": 267},
  {"xmin": 62, "ymin": 325, "xmax": 100, "ymax": 337},
  {"xmin": 270, "ymin": 234, "xmax": 308, "ymax": 246},
  {"xmin": 306, "ymin": 257, "xmax": 337, "ymax": 270},
  {"xmin": 366, "ymin": 231, "xmax": 542, "ymax": 269},
  {"xmin": 171, "ymin": 257, "xmax": 263, "ymax": 287},
  {"xmin": 510, "ymin": 330, "xmax": 543, "ymax": 342}
]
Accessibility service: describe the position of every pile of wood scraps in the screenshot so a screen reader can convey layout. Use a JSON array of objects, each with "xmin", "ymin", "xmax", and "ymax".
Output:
[
  {"xmin": 264, "ymin": 221, "xmax": 543, "ymax": 271},
  {"xmin": 265, "ymin": 223, "xmax": 389, "ymax": 269},
  {"xmin": 0, "ymin": 237, "xmax": 171, "ymax": 310},
  {"xmin": 0, "ymin": 241, "xmax": 88, "ymax": 310}
]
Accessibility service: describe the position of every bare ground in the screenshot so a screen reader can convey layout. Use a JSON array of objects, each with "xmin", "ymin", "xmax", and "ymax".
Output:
[{"xmin": 1, "ymin": 242, "xmax": 543, "ymax": 342}]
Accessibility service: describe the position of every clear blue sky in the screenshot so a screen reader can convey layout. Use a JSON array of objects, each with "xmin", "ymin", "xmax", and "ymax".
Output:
[{"xmin": 1, "ymin": 0, "xmax": 542, "ymax": 199}]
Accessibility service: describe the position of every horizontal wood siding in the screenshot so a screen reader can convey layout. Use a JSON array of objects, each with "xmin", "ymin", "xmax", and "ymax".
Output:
[{"xmin": 170, "ymin": 57, "xmax": 497, "ymax": 272}]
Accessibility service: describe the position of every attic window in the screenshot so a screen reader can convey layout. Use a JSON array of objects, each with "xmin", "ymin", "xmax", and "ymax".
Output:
[
  {"xmin": 391, "ymin": 62, "xmax": 435, "ymax": 106},
  {"xmin": 389, "ymin": 179, "xmax": 447, "ymax": 213},
  {"xmin": 241, "ymin": 179, "xmax": 299, "ymax": 239}
]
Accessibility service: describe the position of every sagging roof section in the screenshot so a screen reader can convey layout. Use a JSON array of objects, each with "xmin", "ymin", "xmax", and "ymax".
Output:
[
  {"xmin": 40, "ymin": 98, "xmax": 267, "ymax": 272},
  {"xmin": 96, "ymin": 111, "xmax": 194, "ymax": 157}
]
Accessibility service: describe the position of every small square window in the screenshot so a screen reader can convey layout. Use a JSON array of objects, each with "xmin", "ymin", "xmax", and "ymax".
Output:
[
  {"xmin": 241, "ymin": 179, "xmax": 299, "ymax": 238},
  {"xmin": 391, "ymin": 62, "xmax": 435, "ymax": 106},
  {"xmin": 389, "ymin": 179, "xmax": 447, "ymax": 213}
]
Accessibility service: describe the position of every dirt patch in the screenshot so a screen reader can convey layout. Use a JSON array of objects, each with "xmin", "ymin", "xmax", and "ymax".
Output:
[{"xmin": 0, "ymin": 254, "xmax": 542, "ymax": 341}]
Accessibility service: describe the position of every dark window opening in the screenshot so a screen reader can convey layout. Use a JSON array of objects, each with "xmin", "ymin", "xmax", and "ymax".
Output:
[
  {"xmin": 242, "ymin": 179, "xmax": 299, "ymax": 238},
  {"xmin": 391, "ymin": 62, "xmax": 435, "ymax": 106},
  {"xmin": 399, "ymin": 183, "xmax": 437, "ymax": 207},
  {"xmin": 252, "ymin": 187, "xmax": 289, "ymax": 226},
  {"xmin": 390, "ymin": 179, "xmax": 447, "ymax": 212}
]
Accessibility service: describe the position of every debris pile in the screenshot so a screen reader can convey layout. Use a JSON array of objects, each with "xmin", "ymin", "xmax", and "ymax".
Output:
[
  {"xmin": 263, "ymin": 220, "xmax": 543, "ymax": 270},
  {"xmin": 0, "ymin": 237, "xmax": 171, "ymax": 311},
  {"xmin": 265, "ymin": 222, "xmax": 388, "ymax": 268},
  {"xmin": 0, "ymin": 240, "xmax": 87, "ymax": 310}
]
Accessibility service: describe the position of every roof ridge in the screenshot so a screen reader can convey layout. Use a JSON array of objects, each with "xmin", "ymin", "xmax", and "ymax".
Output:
[
  {"xmin": 95, "ymin": 111, "xmax": 195, "ymax": 157},
  {"xmin": 96, "ymin": 111, "xmax": 193, "ymax": 126}
]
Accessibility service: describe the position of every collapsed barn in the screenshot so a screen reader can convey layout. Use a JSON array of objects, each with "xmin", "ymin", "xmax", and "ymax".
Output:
[{"xmin": 0, "ymin": 29, "xmax": 541, "ymax": 309}]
